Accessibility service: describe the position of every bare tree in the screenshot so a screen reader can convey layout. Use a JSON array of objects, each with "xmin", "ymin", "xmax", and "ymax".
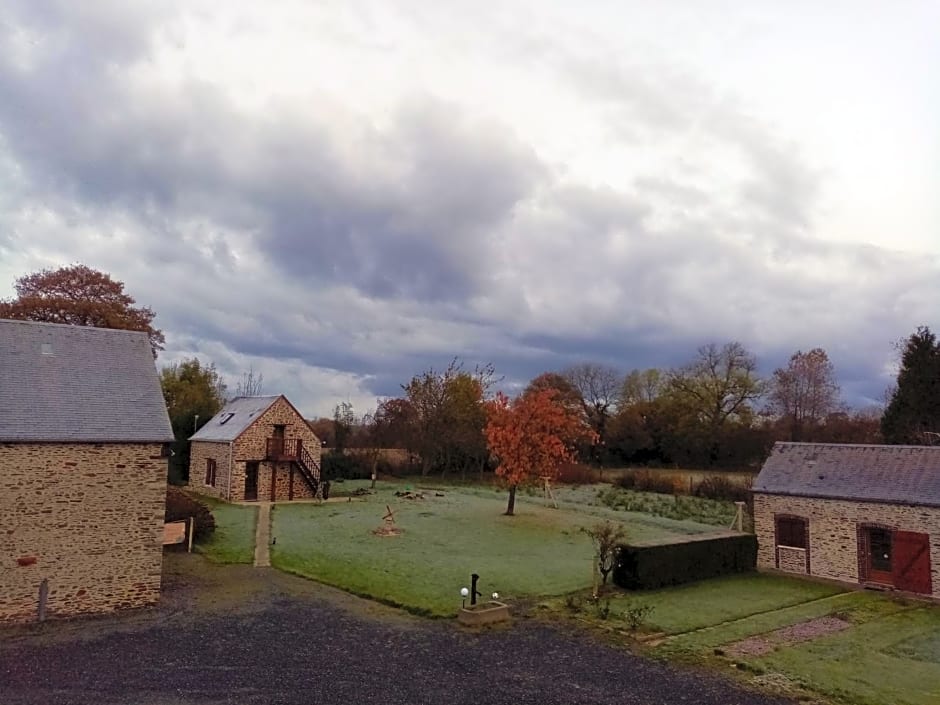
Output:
[
  {"xmin": 769, "ymin": 348, "xmax": 842, "ymax": 440},
  {"xmin": 235, "ymin": 366, "xmax": 264, "ymax": 397},
  {"xmin": 582, "ymin": 521, "xmax": 628, "ymax": 595},
  {"xmin": 562, "ymin": 363, "xmax": 622, "ymax": 454}
]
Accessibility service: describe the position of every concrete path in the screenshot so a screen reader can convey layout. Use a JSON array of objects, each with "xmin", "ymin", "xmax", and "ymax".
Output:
[{"xmin": 253, "ymin": 502, "xmax": 272, "ymax": 567}]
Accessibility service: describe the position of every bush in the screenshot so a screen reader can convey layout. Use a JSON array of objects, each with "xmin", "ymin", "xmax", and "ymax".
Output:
[
  {"xmin": 693, "ymin": 475, "xmax": 750, "ymax": 502},
  {"xmin": 320, "ymin": 452, "xmax": 372, "ymax": 480},
  {"xmin": 557, "ymin": 463, "xmax": 600, "ymax": 485},
  {"xmin": 623, "ymin": 602, "xmax": 654, "ymax": 631},
  {"xmin": 615, "ymin": 471, "xmax": 676, "ymax": 495},
  {"xmin": 165, "ymin": 486, "xmax": 215, "ymax": 542},
  {"xmin": 612, "ymin": 533, "xmax": 757, "ymax": 590}
]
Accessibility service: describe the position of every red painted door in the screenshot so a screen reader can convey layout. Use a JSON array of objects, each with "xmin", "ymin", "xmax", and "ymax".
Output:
[{"xmin": 893, "ymin": 531, "xmax": 932, "ymax": 595}]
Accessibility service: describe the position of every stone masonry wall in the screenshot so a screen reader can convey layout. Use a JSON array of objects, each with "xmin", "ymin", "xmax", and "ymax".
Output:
[
  {"xmin": 754, "ymin": 492, "xmax": 940, "ymax": 597},
  {"xmin": 230, "ymin": 397, "xmax": 321, "ymax": 502},
  {"xmin": 187, "ymin": 441, "xmax": 232, "ymax": 501},
  {"xmin": 0, "ymin": 442, "xmax": 167, "ymax": 623}
]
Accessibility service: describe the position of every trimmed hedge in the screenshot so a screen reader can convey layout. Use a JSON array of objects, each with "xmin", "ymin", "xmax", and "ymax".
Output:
[{"xmin": 612, "ymin": 533, "xmax": 757, "ymax": 590}]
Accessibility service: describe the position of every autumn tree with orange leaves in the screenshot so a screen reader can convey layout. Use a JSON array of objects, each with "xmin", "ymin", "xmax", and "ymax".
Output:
[
  {"xmin": 485, "ymin": 388, "xmax": 596, "ymax": 516},
  {"xmin": 0, "ymin": 264, "xmax": 164, "ymax": 356}
]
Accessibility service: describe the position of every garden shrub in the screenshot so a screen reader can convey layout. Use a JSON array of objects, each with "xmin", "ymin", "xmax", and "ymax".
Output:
[
  {"xmin": 623, "ymin": 602, "xmax": 654, "ymax": 631},
  {"xmin": 693, "ymin": 475, "xmax": 750, "ymax": 503},
  {"xmin": 557, "ymin": 462, "xmax": 600, "ymax": 484},
  {"xmin": 320, "ymin": 451, "xmax": 372, "ymax": 480},
  {"xmin": 612, "ymin": 533, "xmax": 757, "ymax": 590},
  {"xmin": 615, "ymin": 471, "xmax": 676, "ymax": 495},
  {"xmin": 164, "ymin": 486, "xmax": 215, "ymax": 542}
]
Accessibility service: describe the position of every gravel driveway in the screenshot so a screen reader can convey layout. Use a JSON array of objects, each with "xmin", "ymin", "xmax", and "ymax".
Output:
[{"xmin": 0, "ymin": 555, "xmax": 792, "ymax": 705}]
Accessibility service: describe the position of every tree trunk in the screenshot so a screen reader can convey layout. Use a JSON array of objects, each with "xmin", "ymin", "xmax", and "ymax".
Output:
[{"xmin": 505, "ymin": 484, "xmax": 517, "ymax": 516}]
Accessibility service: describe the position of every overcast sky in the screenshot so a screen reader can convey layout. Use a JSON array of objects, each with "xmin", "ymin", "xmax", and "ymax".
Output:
[{"xmin": 0, "ymin": 1, "xmax": 937, "ymax": 417}]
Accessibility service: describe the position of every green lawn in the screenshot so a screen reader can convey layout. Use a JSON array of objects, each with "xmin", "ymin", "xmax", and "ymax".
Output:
[
  {"xmin": 610, "ymin": 573, "xmax": 844, "ymax": 635},
  {"xmin": 753, "ymin": 605, "xmax": 940, "ymax": 705},
  {"xmin": 200, "ymin": 479, "xmax": 940, "ymax": 703},
  {"xmin": 629, "ymin": 578, "xmax": 940, "ymax": 705},
  {"xmin": 196, "ymin": 499, "xmax": 257, "ymax": 564},
  {"xmin": 269, "ymin": 481, "xmax": 728, "ymax": 616}
]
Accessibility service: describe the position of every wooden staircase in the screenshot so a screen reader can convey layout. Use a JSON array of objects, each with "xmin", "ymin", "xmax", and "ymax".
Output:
[
  {"xmin": 295, "ymin": 443, "xmax": 321, "ymax": 495},
  {"xmin": 265, "ymin": 437, "xmax": 321, "ymax": 495}
]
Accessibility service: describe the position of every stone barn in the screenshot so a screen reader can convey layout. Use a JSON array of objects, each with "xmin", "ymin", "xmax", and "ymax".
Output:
[
  {"xmin": 0, "ymin": 320, "xmax": 173, "ymax": 623},
  {"xmin": 187, "ymin": 395, "xmax": 322, "ymax": 502},
  {"xmin": 753, "ymin": 442, "xmax": 940, "ymax": 598}
]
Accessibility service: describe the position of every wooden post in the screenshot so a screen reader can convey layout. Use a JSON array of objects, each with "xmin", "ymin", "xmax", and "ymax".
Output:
[
  {"xmin": 188, "ymin": 516, "xmax": 195, "ymax": 553},
  {"xmin": 38, "ymin": 578, "xmax": 48, "ymax": 622},
  {"xmin": 734, "ymin": 501, "xmax": 745, "ymax": 532},
  {"xmin": 592, "ymin": 550, "xmax": 600, "ymax": 600},
  {"xmin": 542, "ymin": 476, "xmax": 558, "ymax": 509}
]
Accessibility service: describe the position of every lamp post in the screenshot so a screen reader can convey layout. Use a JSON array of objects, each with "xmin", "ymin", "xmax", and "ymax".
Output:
[{"xmin": 460, "ymin": 587, "xmax": 469, "ymax": 609}]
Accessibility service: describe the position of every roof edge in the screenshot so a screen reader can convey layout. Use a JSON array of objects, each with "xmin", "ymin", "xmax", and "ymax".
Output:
[
  {"xmin": 772, "ymin": 441, "xmax": 940, "ymax": 450},
  {"xmin": 1, "ymin": 437, "xmax": 175, "ymax": 444},
  {"xmin": 752, "ymin": 488, "xmax": 940, "ymax": 510}
]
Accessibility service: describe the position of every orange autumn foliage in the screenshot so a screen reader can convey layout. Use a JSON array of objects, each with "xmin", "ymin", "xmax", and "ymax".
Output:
[{"xmin": 485, "ymin": 389, "xmax": 596, "ymax": 513}]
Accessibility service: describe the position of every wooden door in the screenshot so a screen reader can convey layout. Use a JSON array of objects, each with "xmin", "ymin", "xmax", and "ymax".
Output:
[
  {"xmin": 245, "ymin": 462, "xmax": 259, "ymax": 501},
  {"xmin": 270, "ymin": 465, "xmax": 277, "ymax": 501},
  {"xmin": 860, "ymin": 526, "xmax": 893, "ymax": 585},
  {"xmin": 271, "ymin": 425, "xmax": 286, "ymax": 457},
  {"xmin": 893, "ymin": 531, "xmax": 932, "ymax": 595}
]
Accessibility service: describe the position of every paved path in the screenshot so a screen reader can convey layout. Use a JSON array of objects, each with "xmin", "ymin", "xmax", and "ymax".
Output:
[
  {"xmin": 253, "ymin": 502, "xmax": 271, "ymax": 567},
  {"xmin": 0, "ymin": 556, "xmax": 794, "ymax": 705}
]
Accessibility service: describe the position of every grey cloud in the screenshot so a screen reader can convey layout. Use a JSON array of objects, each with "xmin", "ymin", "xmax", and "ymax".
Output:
[
  {"xmin": 0, "ymin": 11, "xmax": 545, "ymax": 302},
  {"xmin": 0, "ymin": 3, "xmax": 936, "ymax": 415}
]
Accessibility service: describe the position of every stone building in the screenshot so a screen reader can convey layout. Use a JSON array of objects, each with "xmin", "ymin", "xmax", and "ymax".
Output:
[
  {"xmin": 753, "ymin": 442, "xmax": 940, "ymax": 597},
  {"xmin": 0, "ymin": 320, "xmax": 173, "ymax": 623},
  {"xmin": 187, "ymin": 395, "xmax": 322, "ymax": 502}
]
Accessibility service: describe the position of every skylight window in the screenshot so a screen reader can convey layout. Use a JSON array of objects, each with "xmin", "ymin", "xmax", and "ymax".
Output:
[{"xmin": 219, "ymin": 413, "xmax": 235, "ymax": 425}]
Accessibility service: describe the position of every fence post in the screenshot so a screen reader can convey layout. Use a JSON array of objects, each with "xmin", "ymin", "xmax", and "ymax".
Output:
[
  {"xmin": 734, "ymin": 501, "xmax": 745, "ymax": 532},
  {"xmin": 188, "ymin": 516, "xmax": 195, "ymax": 553}
]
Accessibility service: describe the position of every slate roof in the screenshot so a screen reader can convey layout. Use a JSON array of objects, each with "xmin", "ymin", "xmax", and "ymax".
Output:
[
  {"xmin": 189, "ymin": 396, "xmax": 281, "ymax": 442},
  {"xmin": 0, "ymin": 319, "xmax": 173, "ymax": 443},
  {"xmin": 754, "ymin": 442, "xmax": 940, "ymax": 508}
]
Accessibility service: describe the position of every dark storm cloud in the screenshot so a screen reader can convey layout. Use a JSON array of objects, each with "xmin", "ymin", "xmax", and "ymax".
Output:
[
  {"xmin": 0, "ymin": 7, "xmax": 545, "ymax": 304},
  {"xmin": 0, "ymin": 2, "xmax": 936, "ymax": 414}
]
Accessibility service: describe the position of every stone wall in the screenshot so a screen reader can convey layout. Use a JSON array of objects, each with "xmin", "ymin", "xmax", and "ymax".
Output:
[
  {"xmin": 187, "ymin": 441, "xmax": 232, "ymax": 500},
  {"xmin": 754, "ymin": 492, "xmax": 940, "ymax": 597},
  {"xmin": 230, "ymin": 397, "xmax": 321, "ymax": 502},
  {"xmin": 0, "ymin": 442, "xmax": 167, "ymax": 623},
  {"xmin": 777, "ymin": 546, "xmax": 808, "ymax": 574}
]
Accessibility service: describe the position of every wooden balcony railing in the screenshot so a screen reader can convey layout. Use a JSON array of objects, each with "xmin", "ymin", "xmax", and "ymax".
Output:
[{"xmin": 265, "ymin": 437, "xmax": 302, "ymax": 460}]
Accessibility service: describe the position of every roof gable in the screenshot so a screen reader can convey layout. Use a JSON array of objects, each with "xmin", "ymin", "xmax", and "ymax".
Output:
[
  {"xmin": 0, "ymin": 320, "xmax": 173, "ymax": 443},
  {"xmin": 189, "ymin": 396, "xmax": 283, "ymax": 442},
  {"xmin": 754, "ymin": 442, "xmax": 940, "ymax": 508}
]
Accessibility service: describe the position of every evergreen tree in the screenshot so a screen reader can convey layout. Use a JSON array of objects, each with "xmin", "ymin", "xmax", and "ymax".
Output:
[{"xmin": 882, "ymin": 327, "xmax": 940, "ymax": 444}]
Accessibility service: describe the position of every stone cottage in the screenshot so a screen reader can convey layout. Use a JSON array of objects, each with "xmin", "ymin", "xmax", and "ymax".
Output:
[
  {"xmin": 0, "ymin": 320, "xmax": 173, "ymax": 623},
  {"xmin": 187, "ymin": 395, "xmax": 322, "ymax": 502},
  {"xmin": 753, "ymin": 442, "xmax": 940, "ymax": 597}
]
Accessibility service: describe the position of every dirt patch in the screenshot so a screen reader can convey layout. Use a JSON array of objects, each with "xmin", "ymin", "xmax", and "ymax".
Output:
[{"xmin": 727, "ymin": 616, "xmax": 852, "ymax": 657}]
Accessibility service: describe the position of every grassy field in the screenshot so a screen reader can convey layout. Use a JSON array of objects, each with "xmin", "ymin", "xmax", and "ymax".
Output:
[
  {"xmin": 549, "ymin": 574, "xmax": 940, "ymax": 705},
  {"xmin": 200, "ymin": 478, "xmax": 940, "ymax": 703},
  {"xmin": 269, "ymin": 480, "xmax": 730, "ymax": 616},
  {"xmin": 196, "ymin": 498, "xmax": 257, "ymax": 564}
]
